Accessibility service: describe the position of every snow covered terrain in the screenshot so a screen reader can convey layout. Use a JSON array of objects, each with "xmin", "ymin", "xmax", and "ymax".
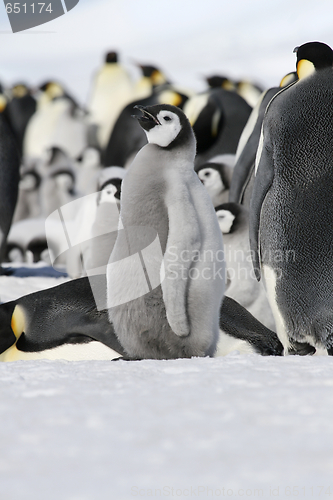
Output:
[
  {"xmin": 1, "ymin": 353, "xmax": 333, "ymax": 500},
  {"xmin": 1, "ymin": 1, "xmax": 333, "ymax": 498}
]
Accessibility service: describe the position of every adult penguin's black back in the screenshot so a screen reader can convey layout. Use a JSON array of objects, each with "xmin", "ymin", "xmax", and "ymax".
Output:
[
  {"xmin": 0, "ymin": 109, "xmax": 21, "ymax": 266},
  {"xmin": 229, "ymin": 87, "xmax": 280, "ymax": 206},
  {"xmin": 250, "ymin": 41, "xmax": 333, "ymax": 354},
  {"xmin": 4, "ymin": 84, "xmax": 36, "ymax": 154},
  {"xmin": 184, "ymin": 87, "xmax": 252, "ymax": 166},
  {"xmin": 229, "ymin": 71, "xmax": 298, "ymax": 207}
]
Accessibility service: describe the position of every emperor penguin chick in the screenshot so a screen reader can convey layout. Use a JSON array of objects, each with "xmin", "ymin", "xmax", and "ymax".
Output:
[{"xmin": 107, "ymin": 104, "xmax": 225, "ymax": 360}]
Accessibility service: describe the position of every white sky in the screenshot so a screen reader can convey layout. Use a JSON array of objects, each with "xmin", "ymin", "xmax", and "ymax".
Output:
[{"xmin": 1, "ymin": 0, "xmax": 333, "ymax": 104}]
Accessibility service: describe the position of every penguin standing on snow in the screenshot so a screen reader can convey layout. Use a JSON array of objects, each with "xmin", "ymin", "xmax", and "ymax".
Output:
[
  {"xmin": 0, "ymin": 105, "xmax": 21, "ymax": 267},
  {"xmin": 250, "ymin": 41, "xmax": 333, "ymax": 355},
  {"xmin": 87, "ymin": 51, "xmax": 135, "ymax": 149},
  {"xmin": 107, "ymin": 104, "xmax": 225, "ymax": 360}
]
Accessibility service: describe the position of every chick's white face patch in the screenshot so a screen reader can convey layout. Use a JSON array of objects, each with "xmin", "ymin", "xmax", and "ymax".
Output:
[
  {"xmin": 198, "ymin": 168, "xmax": 224, "ymax": 199},
  {"xmin": 145, "ymin": 111, "xmax": 181, "ymax": 147},
  {"xmin": 99, "ymin": 184, "xmax": 118, "ymax": 204},
  {"xmin": 216, "ymin": 209, "xmax": 235, "ymax": 234}
]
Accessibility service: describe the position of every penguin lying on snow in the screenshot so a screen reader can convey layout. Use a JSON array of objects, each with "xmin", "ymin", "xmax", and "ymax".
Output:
[
  {"xmin": 0, "ymin": 276, "xmax": 282, "ymax": 361},
  {"xmin": 0, "ymin": 276, "xmax": 126, "ymax": 361},
  {"xmin": 250, "ymin": 41, "xmax": 333, "ymax": 355}
]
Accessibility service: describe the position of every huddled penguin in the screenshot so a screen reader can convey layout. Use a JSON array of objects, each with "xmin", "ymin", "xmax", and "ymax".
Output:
[
  {"xmin": 229, "ymin": 71, "xmax": 298, "ymax": 207},
  {"xmin": 215, "ymin": 202, "xmax": 275, "ymax": 330},
  {"xmin": 74, "ymin": 147, "xmax": 102, "ymax": 196},
  {"xmin": 133, "ymin": 64, "xmax": 169, "ymax": 100},
  {"xmin": 183, "ymin": 87, "xmax": 252, "ymax": 166},
  {"xmin": 195, "ymin": 155, "xmax": 234, "ymax": 207},
  {"xmin": 87, "ymin": 51, "xmax": 135, "ymax": 149},
  {"xmin": 250, "ymin": 41, "xmax": 333, "ymax": 355},
  {"xmin": 13, "ymin": 167, "xmax": 42, "ymax": 222},
  {"xmin": 206, "ymin": 74, "xmax": 263, "ymax": 107},
  {"xmin": 107, "ymin": 104, "xmax": 225, "ymax": 360},
  {"xmin": 83, "ymin": 167, "xmax": 124, "ymax": 276},
  {"xmin": 6, "ymin": 218, "xmax": 48, "ymax": 264},
  {"xmin": 23, "ymin": 81, "xmax": 87, "ymax": 164},
  {"xmin": 0, "ymin": 103, "xmax": 21, "ymax": 268},
  {"xmin": 65, "ymin": 166, "xmax": 125, "ymax": 279},
  {"xmin": 37, "ymin": 147, "xmax": 77, "ymax": 217}
]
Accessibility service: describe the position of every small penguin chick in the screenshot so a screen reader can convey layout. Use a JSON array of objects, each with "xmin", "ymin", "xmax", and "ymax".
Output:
[
  {"xmin": 195, "ymin": 162, "xmax": 232, "ymax": 207},
  {"xmin": 215, "ymin": 202, "xmax": 247, "ymax": 235},
  {"xmin": 97, "ymin": 178, "xmax": 122, "ymax": 205}
]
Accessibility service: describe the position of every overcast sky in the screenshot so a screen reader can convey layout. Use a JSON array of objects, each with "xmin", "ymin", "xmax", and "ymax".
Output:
[{"xmin": 1, "ymin": 0, "xmax": 333, "ymax": 104}]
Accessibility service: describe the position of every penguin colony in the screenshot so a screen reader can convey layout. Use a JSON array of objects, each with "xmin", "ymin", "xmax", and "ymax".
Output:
[{"xmin": 0, "ymin": 41, "xmax": 332, "ymax": 361}]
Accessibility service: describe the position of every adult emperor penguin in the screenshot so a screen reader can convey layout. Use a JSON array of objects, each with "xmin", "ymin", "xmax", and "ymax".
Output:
[
  {"xmin": 250, "ymin": 41, "xmax": 333, "ymax": 355},
  {"xmin": 0, "ymin": 276, "xmax": 126, "ymax": 361},
  {"xmin": 0, "ymin": 105, "xmax": 21, "ymax": 267},
  {"xmin": 4, "ymin": 83, "xmax": 36, "ymax": 154},
  {"xmin": 184, "ymin": 87, "xmax": 252, "ymax": 166},
  {"xmin": 87, "ymin": 51, "xmax": 135, "ymax": 148},
  {"xmin": 107, "ymin": 104, "xmax": 225, "ymax": 360}
]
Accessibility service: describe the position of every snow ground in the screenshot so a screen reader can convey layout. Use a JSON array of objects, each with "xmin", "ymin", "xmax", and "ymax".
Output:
[{"xmin": 1, "ymin": 354, "xmax": 333, "ymax": 500}]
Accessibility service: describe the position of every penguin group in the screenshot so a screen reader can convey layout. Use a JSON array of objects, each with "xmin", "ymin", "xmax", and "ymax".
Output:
[{"xmin": 1, "ymin": 41, "xmax": 332, "ymax": 361}]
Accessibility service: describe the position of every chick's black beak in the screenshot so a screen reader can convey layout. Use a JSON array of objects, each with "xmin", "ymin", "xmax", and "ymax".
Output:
[{"xmin": 132, "ymin": 105, "xmax": 161, "ymax": 129}]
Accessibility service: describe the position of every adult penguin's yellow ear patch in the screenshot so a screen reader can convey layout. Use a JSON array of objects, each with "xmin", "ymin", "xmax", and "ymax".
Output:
[
  {"xmin": 297, "ymin": 59, "xmax": 315, "ymax": 80},
  {"xmin": 0, "ymin": 95, "xmax": 7, "ymax": 113},
  {"xmin": 0, "ymin": 305, "xmax": 26, "ymax": 362},
  {"xmin": 158, "ymin": 90, "xmax": 183, "ymax": 107},
  {"xmin": 11, "ymin": 305, "xmax": 26, "ymax": 341}
]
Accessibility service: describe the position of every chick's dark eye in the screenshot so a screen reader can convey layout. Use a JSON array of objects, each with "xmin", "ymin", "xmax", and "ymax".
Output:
[{"xmin": 163, "ymin": 116, "xmax": 172, "ymax": 121}]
